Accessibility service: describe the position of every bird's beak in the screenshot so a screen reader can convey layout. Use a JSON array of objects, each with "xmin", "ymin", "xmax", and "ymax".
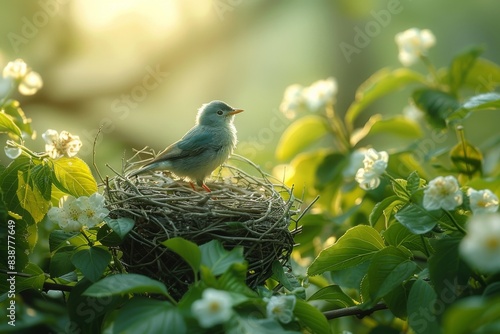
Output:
[{"xmin": 228, "ymin": 108, "xmax": 244, "ymax": 115}]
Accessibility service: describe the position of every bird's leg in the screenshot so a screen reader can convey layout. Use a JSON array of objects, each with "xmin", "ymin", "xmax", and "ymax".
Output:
[
  {"xmin": 202, "ymin": 183, "xmax": 212, "ymax": 192},
  {"xmin": 189, "ymin": 182, "xmax": 196, "ymax": 191}
]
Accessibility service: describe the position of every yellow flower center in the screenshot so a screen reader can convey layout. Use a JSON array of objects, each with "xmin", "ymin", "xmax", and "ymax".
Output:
[
  {"xmin": 209, "ymin": 301, "xmax": 221, "ymax": 312},
  {"xmin": 486, "ymin": 237, "xmax": 499, "ymax": 250}
]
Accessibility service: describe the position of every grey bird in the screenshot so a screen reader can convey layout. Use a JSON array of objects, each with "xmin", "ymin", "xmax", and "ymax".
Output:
[{"xmin": 129, "ymin": 100, "xmax": 243, "ymax": 191}]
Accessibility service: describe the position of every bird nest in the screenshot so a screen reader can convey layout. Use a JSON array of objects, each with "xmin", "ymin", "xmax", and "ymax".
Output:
[{"xmin": 104, "ymin": 149, "xmax": 302, "ymax": 299}]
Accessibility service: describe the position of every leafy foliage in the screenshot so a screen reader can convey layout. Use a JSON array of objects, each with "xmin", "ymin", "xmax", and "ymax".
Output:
[{"xmin": 3, "ymin": 31, "xmax": 500, "ymax": 334}]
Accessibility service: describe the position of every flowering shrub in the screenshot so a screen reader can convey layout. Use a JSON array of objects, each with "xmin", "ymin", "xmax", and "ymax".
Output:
[
  {"xmin": 1, "ymin": 27, "xmax": 500, "ymax": 334},
  {"xmin": 276, "ymin": 27, "xmax": 500, "ymax": 333}
]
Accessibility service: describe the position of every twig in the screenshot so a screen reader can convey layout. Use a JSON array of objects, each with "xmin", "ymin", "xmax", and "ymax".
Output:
[{"xmin": 323, "ymin": 303, "xmax": 388, "ymax": 320}]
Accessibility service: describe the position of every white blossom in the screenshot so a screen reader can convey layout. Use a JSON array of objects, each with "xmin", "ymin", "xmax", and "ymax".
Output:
[
  {"xmin": 395, "ymin": 28, "xmax": 436, "ymax": 66},
  {"xmin": 2, "ymin": 58, "xmax": 43, "ymax": 95},
  {"xmin": 467, "ymin": 188, "xmax": 499, "ymax": 214},
  {"xmin": 343, "ymin": 148, "xmax": 366, "ymax": 179},
  {"xmin": 46, "ymin": 193, "xmax": 109, "ymax": 232},
  {"xmin": 423, "ymin": 176, "xmax": 463, "ymax": 211},
  {"xmin": 403, "ymin": 104, "xmax": 424, "ymax": 122},
  {"xmin": 355, "ymin": 149, "xmax": 388, "ymax": 190},
  {"xmin": 4, "ymin": 146, "xmax": 22, "ymax": 159},
  {"xmin": 279, "ymin": 84, "xmax": 304, "ymax": 120},
  {"xmin": 460, "ymin": 213, "xmax": 500, "ymax": 274},
  {"xmin": 42, "ymin": 129, "xmax": 82, "ymax": 159},
  {"xmin": 303, "ymin": 77, "xmax": 337, "ymax": 111},
  {"xmin": 76, "ymin": 193, "xmax": 110, "ymax": 228},
  {"xmin": 191, "ymin": 288, "xmax": 234, "ymax": 328},
  {"xmin": 279, "ymin": 77, "xmax": 338, "ymax": 119},
  {"xmin": 266, "ymin": 295, "xmax": 296, "ymax": 324}
]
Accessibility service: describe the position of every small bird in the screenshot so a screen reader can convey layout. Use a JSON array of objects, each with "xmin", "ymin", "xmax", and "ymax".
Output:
[{"xmin": 129, "ymin": 100, "xmax": 244, "ymax": 191}]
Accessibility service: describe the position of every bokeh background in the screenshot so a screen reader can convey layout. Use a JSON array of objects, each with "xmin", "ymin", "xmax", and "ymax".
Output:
[{"xmin": 0, "ymin": 0, "xmax": 499, "ymax": 174}]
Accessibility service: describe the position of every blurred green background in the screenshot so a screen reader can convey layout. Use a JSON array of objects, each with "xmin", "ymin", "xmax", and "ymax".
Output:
[{"xmin": 0, "ymin": 0, "xmax": 499, "ymax": 174}]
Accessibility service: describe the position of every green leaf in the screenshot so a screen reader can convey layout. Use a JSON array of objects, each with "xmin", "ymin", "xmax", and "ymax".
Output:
[
  {"xmin": 293, "ymin": 298, "xmax": 331, "ymax": 334},
  {"xmin": 67, "ymin": 279, "xmax": 123, "ymax": 333},
  {"xmin": 16, "ymin": 170, "xmax": 49, "ymax": 223},
  {"xmin": 49, "ymin": 230, "xmax": 80, "ymax": 252},
  {"xmin": 366, "ymin": 246, "xmax": 417, "ymax": 304},
  {"xmin": 51, "ymin": 157, "xmax": 98, "ymax": 197},
  {"xmin": 428, "ymin": 237, "xmax": 471, "ymax": 297},
  {"xmin": 483, "ymin": 282, "xmax": 500, "ymax": 297},
  {"xmin": 50, "ymin": 249, "xmax": 76, "ymax": 277},
  {"xmin": 391, "ymin": 179, "xmax": 410, "ymax": 201},
  {"xmin": 29, "ymin": 164, "xmax": 52, "ymax": 201},
  {"xmin": 412, "ymin": 89, "xmax": 461, "ymax": 129},
  {"xmin": 162, "ymin": 237, "xmax": 201, "ymax": 276},
  {"xmin": 442, "ymin": 296, "xmax": 500, "ymax": 334},
  {"xmin": 384, "ymin": 222, "xmax": 429, "ymax": 255},
  {"xmin": 351, "ymin": 115, "xmax": 422, "ymax": 146},
  {"xmin": 406, "ymin": 171, "xmax": 423, "ymax": 195},
  {"xmin": 464, "ymin": 57, "xmax": 500, "ymax": 92},
  {"xmin": 369, "ymin": 195, "xmax": 401, "ymax": 227},
  {"xmin": 2, "ymin": 100, "xmax": 34, "ymax": 138},
  {"xmin": 228, "ymin": 317, "xmax": 301, "ymax": 334},
  {"xmin": 407, "ymin": 279, "xmax": 440, "ymax": 334},
  {"xmin": 276, "ymin": 115, "xmax": 329, "ymax": 161},
  {"xmin": 200, "ymin": 240, "xmax": 245, "ymax": 276},
  {"xmin": 448, "ymin": 47, "xmax": 483, "ymax": 94},
  {"xmin": 217, "ymin": 262, "xmax": 255, "ymax": 296},
  {"xmin": 447, "ymin": 92, "xmax": 500, "ymax": 124},
  {"xmin": 16, "ymin": 262, "xmax": 45, "ymax": 293},
  {"xmin": 307, "ymin": 285, "xmax": 356, "ymax": 308},
  {"xmin": 314, "ymin": 152, "xmax": 347, "ymax": 190},
  {"xmin": 384, "ymin": 282, "xmax": 410, "ymax": 319},
  {"xmin": 308, "ymin": 225, "xmax": 385, "ymax": 276},
  {"xmin": 345, "ymin": 68, "xmax": 426, "ymax": 127},
  {"xmin": 462, "ymin": 92, "xmax": 500, "ymax": 110},
  {"xmin": 104, "ymin": 217, "xmax": 135, "ymax": 239},
  {"xmin": 71, "ymin": 246, "xmax": 111, "ymax": 282},
  {"xmin": 114, "ymin": 298, "xmax": 186, "ymax": 334},
  {"xmin": 84, "ymin": 273, "xmax": 170, "ymax": 297},
  {"xmin": 394, "ymin": 203, "xmax": 440, "ymax": 235},
  {"xmin": 0, "ymin": 156, "xmax": 31, "ymax": 217},
  {"xmin": 330, "ymin": 261, "xmax": 370, "ymax": 290},
  {"xmin": 0, "ymin": 111, "xmax": 22, "ymax": 137},
  {"xmin": 96, "ymin": 224, "xmax": 123, "ymax": 247},
  {"xmin": 449, "ymin": 140, "xmax": 482, "ymax": 176},
  {"xmin": 285, "ymin": 150, "xmax": 330, "ymax": 198}
]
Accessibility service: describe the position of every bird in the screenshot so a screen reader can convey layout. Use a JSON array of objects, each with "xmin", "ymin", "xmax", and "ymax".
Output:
[{"xmin": 129, "ymin": 100, "xmax": 243, "ymax": 192}]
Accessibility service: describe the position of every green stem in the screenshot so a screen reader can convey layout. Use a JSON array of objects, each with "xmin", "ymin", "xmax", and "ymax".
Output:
[
  {"xmin": 81, "ymin": 229, "xmax": 94, "ymax": 246},
  {"xmin": 420, "ymin": 235, "xmax": 430, "ymax": 257},
  {"xmin": 325, "ymin": 104, "xmax": 351, "ymax": 151},
  {"xmin": 420, "ymin": 55, "xmax": 439, "ymax": 84},
  {"xmin": 443, "ymin": 209, "xmax": 467, "ymax": 234},
  {"xmin": 384, "ymin": 172, "xmax": 411, "ymax": 198}
]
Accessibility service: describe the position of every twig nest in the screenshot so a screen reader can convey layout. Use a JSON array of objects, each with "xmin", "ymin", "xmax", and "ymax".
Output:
[{"xmin": 104, "ymin": 151, "xmax": 301, "ymax": 299}]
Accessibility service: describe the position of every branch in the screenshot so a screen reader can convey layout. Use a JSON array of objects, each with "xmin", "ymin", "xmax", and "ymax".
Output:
[
  {"xmin": 323, "ymin": 303, "xmax": 388, "ymax": 320},
  {"xmin": 1, "ymin": 269, "xmax": 73, "ymax": 292},
  {"xmin": 43, "ymin": 282, "xmax": 73, "ymax": 292}
]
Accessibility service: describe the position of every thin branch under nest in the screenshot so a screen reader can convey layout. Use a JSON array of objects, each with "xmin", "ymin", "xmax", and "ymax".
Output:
[{"xmin": 104, "ymin": 148, "xmax": 303, "ymax": 299}]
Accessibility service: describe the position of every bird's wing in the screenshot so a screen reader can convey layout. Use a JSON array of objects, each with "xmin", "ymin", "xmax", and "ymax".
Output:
[{"xmin": 149, "ymin": 127, "xmax": 220, "ymax": 163}]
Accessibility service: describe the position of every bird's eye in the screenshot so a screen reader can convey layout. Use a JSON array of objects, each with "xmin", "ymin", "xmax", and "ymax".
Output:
[{"xmin": 216, "ymin": 110, "xmax": 224, "ymax": 116}]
